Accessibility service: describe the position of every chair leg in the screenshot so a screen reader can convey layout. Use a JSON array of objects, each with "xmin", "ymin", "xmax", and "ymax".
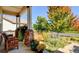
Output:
[
  {"xmin": 5, "ymin": 42, "xmax": 8, "ymax": 53},
  {"xmin": 5, "ymin": 46, "xmax": 8, "ymax": 53},
  {"xmin": 6, "ymin": 49, "xmax": 8, "ymax": 53}
]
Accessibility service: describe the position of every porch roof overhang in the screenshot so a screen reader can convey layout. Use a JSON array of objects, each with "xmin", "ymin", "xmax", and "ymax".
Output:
[{"xmin": 0, "ymin": 6, "xmax": 27, "ymax": 16}]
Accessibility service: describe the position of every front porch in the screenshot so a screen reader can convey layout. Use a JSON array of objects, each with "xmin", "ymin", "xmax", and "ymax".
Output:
[{"xmin": 0, "ymin": 6, "xmax": 34, "ymax": 53}]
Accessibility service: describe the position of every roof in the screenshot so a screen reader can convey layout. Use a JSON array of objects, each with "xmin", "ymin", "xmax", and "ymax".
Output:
[{"xmin": 0, "ymin": 6, "xmax": 27, "ymax": 16}]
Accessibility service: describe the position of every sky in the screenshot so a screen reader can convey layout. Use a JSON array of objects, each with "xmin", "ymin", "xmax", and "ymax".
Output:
[
  {"xmin": 71, "ymin": 6, "xmax": 79, "ymax": 16},
  {"xmin": 31, "ymin": 6, "xmax": 79, "ymax": 24},
  {"xmin": 32, "ymin": 6, "xmax": 48, "ymax": 24}
]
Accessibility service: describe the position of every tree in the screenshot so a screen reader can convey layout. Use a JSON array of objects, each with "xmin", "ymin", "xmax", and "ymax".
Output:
[
  {"xmin": 71, "ymin": 18, "xmax": 79, "ymax": 32},
  {"xmin": 48, "ymin": 6, "xmax": 76, "ymax": 32},
  {"xmin": 33, "ymin": 16, "xmax": 50, "ymax": 32}
]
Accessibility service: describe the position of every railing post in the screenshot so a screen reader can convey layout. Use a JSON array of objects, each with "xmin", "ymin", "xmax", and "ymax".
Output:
[
  {"xmin": 27, "ymin": 6, "xmax": 32, "ymax": 29},
  {"xmin": 16, "ymin": 15, "xmax": 20, "ymax": 29},
  {"xmin": 0, "ymin": 9, "xmax": 3, "ymax": 32}
]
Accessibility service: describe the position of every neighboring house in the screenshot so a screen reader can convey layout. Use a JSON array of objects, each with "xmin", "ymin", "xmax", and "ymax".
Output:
[{"xmin": 3, "ymin": 18, "xmax": 27, "ymax": 31}]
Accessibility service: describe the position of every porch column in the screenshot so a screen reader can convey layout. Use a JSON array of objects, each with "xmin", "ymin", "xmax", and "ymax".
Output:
[
  {"xmin": 27, "ymin": 6, "xmax": 32, "ymax": 29},
  {"xmin": 0, "ymin": 9, "xmax": 3, "ymax": 32},
  {"xmin": 16, "ymin": 15, "xmax": 20, "ymax": 29}
]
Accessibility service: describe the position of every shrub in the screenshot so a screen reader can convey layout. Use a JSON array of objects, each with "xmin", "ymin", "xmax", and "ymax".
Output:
[
  {"xmin": 44, "ymin": 37, "xmax": 69, "ymax": 52},
  {"xmin": 70, "ymin": 37, "xmax": 79, "ymax": 42}
]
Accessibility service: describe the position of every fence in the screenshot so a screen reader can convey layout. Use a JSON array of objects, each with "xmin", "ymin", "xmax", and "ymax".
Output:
[{"xmin": 51, "ymin": 32, "xmax": 79, "ymax": 37}]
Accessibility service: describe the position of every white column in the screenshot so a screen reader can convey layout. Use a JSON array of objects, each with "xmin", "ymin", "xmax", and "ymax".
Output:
[
  {"xmin": 27, "ymin": 6, "xmax": 32, "ymax": 29},
  {"xmin": 16, "ymin": 15, "xmax": 20, "ymax": 29},
  {"xmin": 0, "ymin": 9, "xmax": 3, "ymax": 32}
]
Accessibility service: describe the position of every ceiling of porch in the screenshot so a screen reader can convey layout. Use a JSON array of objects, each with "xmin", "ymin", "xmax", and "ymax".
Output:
[{"xmin": 0, "ymin": 6, "xmax": 27, "ymax": 16}]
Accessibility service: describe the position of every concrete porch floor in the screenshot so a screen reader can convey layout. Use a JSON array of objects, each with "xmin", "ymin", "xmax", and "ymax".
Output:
[
  {"xmin": 0, "ymin": 42, "xmax": 34, "ymax": 53},
  {"xmin": 8, "ymin": 42, "xmax": 34, "ymax": 53}
]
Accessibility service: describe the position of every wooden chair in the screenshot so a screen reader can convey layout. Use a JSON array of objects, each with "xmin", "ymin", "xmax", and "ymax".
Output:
[
  {"xmin": 0, "ymin": 32, "xmax": 2, "ymax": 45},
  {"xmin": 3, "ymin": 33, "xmax": 19, "ymax": 52}
]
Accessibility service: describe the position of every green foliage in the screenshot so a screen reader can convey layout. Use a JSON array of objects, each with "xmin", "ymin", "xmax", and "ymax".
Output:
[
  {"xmin": 33, "ymin": 16, "xmax": 50, "ymax": 32},
  {"xmin": 44, "ymin": 35, "xmax": 79, "ymax": 52},
  {"xmin": 44, "ymin": 37, "xmax": 70, "ymax": 51},
  {"xmin": 71, "ymin": 37, "xmax": 79, "ymax": 42},
  {"xmin": 33, "ymin": 7, "xmax": 77, "ymax": 33},
  {"xmin": 48, "ymin": 6, "xmax": 76, "ymax": 32},
  {"xmin": 18, "ymin": 31, "xmax": 24, "ymax": 41},
  {"xmin": 48, "ymin": 6, "xmax": 71, "ymax": 19},
  {"xmin": 41, "ymin": 32, "xmax": 49, "ymax": 40}
]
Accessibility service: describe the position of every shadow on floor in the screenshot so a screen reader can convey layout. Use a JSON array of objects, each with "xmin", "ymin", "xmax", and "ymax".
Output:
[
  {"xmin": 44, "ymin": 50, "xmax": 64, "ymax": 53},
  {"xmin": 51, "ymin": 50, "xmax": 64, "ymax": 53},
  {"xmin": 73, "ymin": 46, "xmax": 79, "ymax": 53}
]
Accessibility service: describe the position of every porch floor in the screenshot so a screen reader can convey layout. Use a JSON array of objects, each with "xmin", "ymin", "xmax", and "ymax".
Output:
[
  {"xmin": 8, "ymin": 42, "xmax": 34, "ymax": 53},
  {"xmin": 0, "ymin": 42, "xmax": 34, "ymax": 53}
]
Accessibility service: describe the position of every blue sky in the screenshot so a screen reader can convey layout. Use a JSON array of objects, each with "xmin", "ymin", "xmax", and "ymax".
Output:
[
  {"xmin": 19, "ymin": 6, "xmax": 79, "ymax": 24},
  {"xmin": 71, "ymin": 6, "xmax": 79, "ymax": 16},
  {"xmin": 32, "ymin": 6, "xmax": 48, "ymax": 24}
]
